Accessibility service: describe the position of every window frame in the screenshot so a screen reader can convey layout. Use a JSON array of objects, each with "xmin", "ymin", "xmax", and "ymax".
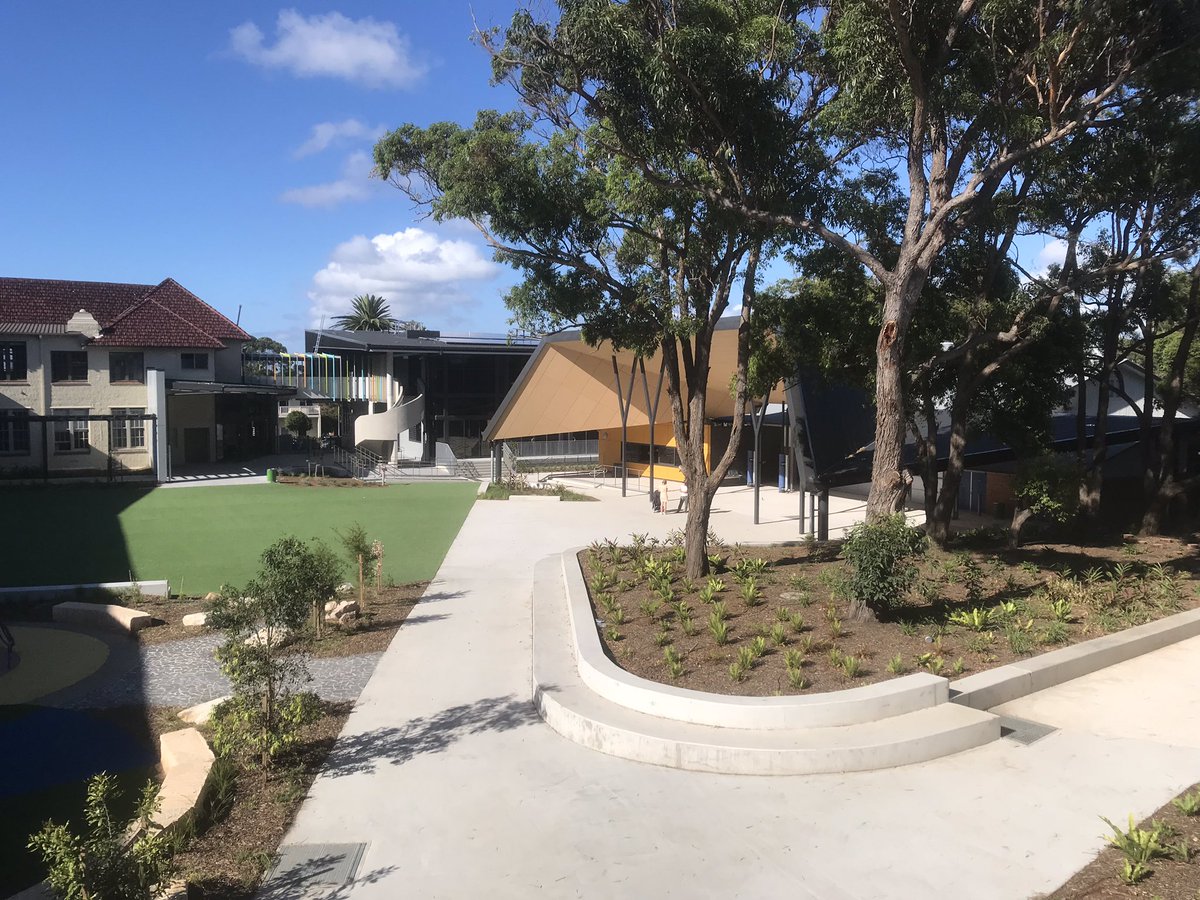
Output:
[
  {"xmin": 0, "ymin": 409, "xmax": 31, "ymax": 456},
  {"xmin": 108, "ymin": 351, "xmax": 145, "ymax": 384},
  {"xmin": 50, "ymin": 350, "xmax": 89, "ymax": 383},
  {"xmin": 111, "ymin": 407, "xmax": 146, "ymax": 450},
  {"xmin": 180, "ymin": 352, "xmax": 209, "ymax": 372},
  {"xmin": 52, "ymin": 408, "xmax": 90, "ymax": 454},
  {"xmin": 0, "ymin": 342, "xmax": 28, "ymax": 382}
]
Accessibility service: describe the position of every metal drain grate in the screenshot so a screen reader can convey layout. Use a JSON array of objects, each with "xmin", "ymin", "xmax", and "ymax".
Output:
[
  {"xmin": 998, "ymin": 715, "xmax": 1058, "ymax": 746},
  {"xmin": 264, "ymin": 842, "xmax": 367, "ymax": 891}
]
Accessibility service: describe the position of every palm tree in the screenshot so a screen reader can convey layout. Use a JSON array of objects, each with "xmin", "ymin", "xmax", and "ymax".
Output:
[{"xmin": 333, "ymin": 294, "xmax": 398, "ymax": 331}]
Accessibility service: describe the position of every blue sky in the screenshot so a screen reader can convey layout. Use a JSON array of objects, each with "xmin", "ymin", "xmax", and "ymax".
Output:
[
  {"xmin": 0, "ymin": 2, "xmax": 529, "ymax": 350},
  {"xmin": 0, "ymin": 4, "xmax": 1063, "ymax": 352}
]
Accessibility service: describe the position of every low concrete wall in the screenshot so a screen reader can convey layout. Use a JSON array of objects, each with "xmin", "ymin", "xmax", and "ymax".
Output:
[
  {"xmin": 0, "ymin": 580, "xmax": 170, "ymax": 601},
  {"xmin": 951, "ymin": 607, "xmax": 1200, "ymax": 710},
  {"xmin": 560, "ymin": 549, "xmax": 949, "ymax": 729}
]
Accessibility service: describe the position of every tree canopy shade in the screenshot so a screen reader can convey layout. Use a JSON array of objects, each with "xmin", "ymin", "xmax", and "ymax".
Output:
[
  {"xmin": 333, "ymin": 294, "xmax": 398, "ymax": 332},
  {"xmin": 465, "ymin": 0, "xmax": 1199, "ymax": 522},
  {"xmin": 244, "ymin": 335, "xmax": 287, "ymax": 354}
]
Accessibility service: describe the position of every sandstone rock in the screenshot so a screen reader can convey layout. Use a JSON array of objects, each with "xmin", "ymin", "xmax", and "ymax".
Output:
[
  {"xmin": 203, "ymin": 591, "xmax": 220, "ymax": 602},
  {"xmin": 337, "ymin": 582, "xmax": 356, "ymax": 595},
  {"xmin": 333, "ymin": 600, "xmax": 360, "ymax": 617},
  {"xmin": 324, "ymin": 600, "xmax": 338, "ymax": 613},
  {"xmin": 177, "ymin": 695, "xmax": 230, "ymax": 726},
  {"xmin": 243, "ymin": 625, "xmax": 288, "ymax": 648},
  {"xmin": 182, "ymin": 612, "xmax": 208, "ymax": 628}
]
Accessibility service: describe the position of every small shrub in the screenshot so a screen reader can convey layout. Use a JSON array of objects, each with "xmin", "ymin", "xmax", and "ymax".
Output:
[
  {"xmin": 786, "ymin": 667, "xmax": 808, "ymax": 690},
  {"xmin": 740, "ymin": 578, "xmax": 763, "ymax": 607},
  {"xmin": 609, "ymin": 606, "xmax": 627, "ymax": 626},
  {"xmin": 709, "ymin": 615, "xmax": 730, "ymax": 645},
  {"xmin": 840, "ymin": 655, "xmax": 863, "ymax": 678},
  {"xmin": 605, "ymin": 625, "xmax": 622, "ymax": 641},
  {"xmin": 828, "ymin": 617, "xmax": 843, "ymax": 639},
  {"xmin": 663, "ymin": 646, "xmax": 684, "ymax": 679},
  {"xmin": 798, "ymin": 635, "xmax": 817, "ymax": 654},
  {"xmin": 927, "ymin": 656, "xmax": 945, "ymax": 676},
  {"xmin": 951, "ymin": 657, "xmax": 965, "ymax": 675},
  {"xmin": 729, "ymin": 660, "xmax": 748, "ymax": 682},
  {"xmin": 1171, "ymin": 788, "xmax": 1200, "ymax": 816},
  {"xmin": 770, "ymin": 623, "xmax": 788, "ymax": 646},
  {"xmin": 1049, "ymin": 598, "xmax": 1073, "ymax": 622},
  {"xmin": 29, "ymin": 773, "xmax": 174, "ymax": 900},
  {"xmin": 783, "ymin": 649, "xmax": 804, "ymax": 669},
  {"xmin": 828, "ymin": 647, "xmax": 844, "ymax": 667},
  {"xmin": 654, "ymin": 630, "xmax": 672, "ymax": 648},
  {"xmin": 841, "ymin": 514, "xmax": 928, "ymax": 614},
  {"xmin": 948, "ymin": 607, "xmax": 992, "ymax": 632},
  {"xmin": 710, "ymin": 601, "xmax": 729, "ymax": 622},
  {"xmin": 886, "ymin": 654, "xmax": 907, "ymax": 675},
  {"xmin": 749, "ymin": 636, "xmax": 768, "ymax": 660},
  {"xmin": 789, "ymin": 612, "xmax": 805, "ymax": 634},
  {"xmin": 680, "ymin": 614, "xmax": 698, "ymax": 637}
]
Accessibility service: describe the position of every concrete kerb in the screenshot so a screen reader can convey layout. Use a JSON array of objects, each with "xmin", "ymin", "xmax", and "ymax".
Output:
[
  {"xmin": 558, "ymin": 547, "xmax": 952, "ymax": 729},
  {"xmin": 0, "ymin": 580, "xmax": 170, "ymax": 601},
  {"xmin": 951, "ymin": 606, "xmax": 1200, "ymax": 710}
]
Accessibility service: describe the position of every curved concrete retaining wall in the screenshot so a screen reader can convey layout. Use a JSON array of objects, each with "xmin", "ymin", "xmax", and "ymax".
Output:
[
  {"xmin": 951, "ymin": 606, "xmax": 1200, "ymax": 710},
  {"xmin": 561, "ymin": 549, "xmax": 949, "ymax": 729}
]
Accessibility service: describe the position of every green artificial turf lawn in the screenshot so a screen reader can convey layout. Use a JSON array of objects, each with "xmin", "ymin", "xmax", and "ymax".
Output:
[{"xmin": 1, "ymin": 482, "xmax": 477, "ymax": 593}]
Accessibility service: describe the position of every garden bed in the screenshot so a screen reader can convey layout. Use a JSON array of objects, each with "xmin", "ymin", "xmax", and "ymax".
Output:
[
  {"xmin": 580, "ymin": 531, "xmax": 1200, "ymax": 697},
  {"xmin": 1052, "ymin": 782, "xmax": 1200, "ymax": 898}
]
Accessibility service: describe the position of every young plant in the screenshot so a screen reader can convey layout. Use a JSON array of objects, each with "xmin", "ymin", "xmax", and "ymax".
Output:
[
  {"xmin": 1171, "ymin": 788, "xmax": 1200, "ymax": 816},
  {"xmin": 769, "ymin": 622, "xmax": 788, "ymax": 646},
  {"xmin": 927, "ymin": 656, "xmax": 945, "ymax": 676},
  {"xmin": 208, "ymin": 536, "xmax": 340, "ymax": 767},
  {"xmin": 1049, "ymin": 598, "xmax": 1073, "ymax": 622},
  {"xmin": 789, "ymin": 612, "xmax": 805, "ymax": 634},
  {"xmin": 729, "ymin": 659, "xmax": 748, "ymax": 682},
  {"xmin": 840, "ymin": 655, "xmax": 863, "ymax": 678},
  {"xmin": 740, "ymin": 577, "xmax": 763, "ymax": 607},
  {"xmin": 886, "ymin": 654, "xmax": 907, "ymax": 675},
  {"xmin": 899, "ymin": 619, "xmax": 919, "ymax": 637},
  {"xmin": 737, "ymin": 645, "xmax": 757, "ymax": 670},
  {"xmin": 948, "ymin": 607, "xmax": 991, "ymax": 632},
  {"xmin": 951, "ymin": 657, "xmax": 965, "ymax": 676},
  {"xmin": 828, "ymin": 647, "xmax": 844, "ymax": 667},
  {"xmin": 29, "ymin": 773, "xmax": 174, "ymax": 900},
  {"xmin": 679, "ymin": 614, "xmax": 698, "ymax": 637},
  {"xmin": 640, "ymin": 598, "xmax": 662, "ymax": 619},
  {"xmin": 783, "ymin": 649, "xmax": 805, "ymax": 670},
  {"xmin": 708, "ymin": 615, "xmax": 730, "ymax": 645},
  {"xmin": 841, "ymin": 514, "xmax": 928, "ymax": 615},
  {"xmin": 605, "ymin": 625, "xmax": 623, "ymax": 642},
  {"xmin": 1039, "ymin": 620, "xmax": 1071, "ymax": 645},
  {"xmin": 786, "ymin": 667, "xmax": 808, "ymax": 690},
  {"xmin": 798, "ymin": 634, "xmax": 817, "ymax": 654},
  {"xmin": 609, "ymin": 605, "xmax": 627, "ymax": 626},
  {"xmin": 776, "ymin": 606, "xmax": 792, "ymax": 623},
  {"xmin": 710, "ymin": 600, "xmax": 729, "ymax": 622},
  {"xmin": 828, "ymin": 617, "xmax": 843, "ymax": 639},
  {"xmin": 654, "ymin": 629, "xmax": 672, "ymax": 648},
  {"xmin": 749, "ymin": 636, "xmax": 768, "ymax": 660},
  {"xmin": 663, "ymin": 646, "xmax": 684, "ymax": 679},
  {"xmin": 1006, "ymin": 625, "xmax": 1034, "ymax": 655}
]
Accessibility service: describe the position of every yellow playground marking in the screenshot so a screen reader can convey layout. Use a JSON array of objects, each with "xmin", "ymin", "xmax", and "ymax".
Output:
[{"xmin": 0, "ymin": 625, "xmax": 109, "ymax": 705}]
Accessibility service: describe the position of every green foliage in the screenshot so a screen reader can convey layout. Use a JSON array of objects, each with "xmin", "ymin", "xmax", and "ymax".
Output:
[
  {"xmin": 839, "ymin": 655, "xmax": 863, "ymax": 679},
  {"xmin": 283, "ymin": 410, "xmax": 311, "ymax": 439},
  {"xmin": 663, "ymin": 646, "xmax": 684, "ymax": 679},
  {"xmin": 1101, "ymin": 814, "xmax": 1176, "ymax": 883},
  {"xmin": 1172, "ymin": 788, "xmax": 1200, "ymax": 816},
  {"xmin": 886, "ymin": 654, "xmax": 907, "ymax": 675},
  {"xmin": 841, "ymin": 515, "xmax": 928, "ymax": 614},
  {"xmin": 708, "ymin": 615, "xmax": 730, "ymax": 645},
  {"xmin": 948, "ymin": 607, "xmax": 992, "ymax": 632},
  {"xmin": 28, "ymin": 773, "xmax": 173, "ymax": 900},
  {"xmin": 739, "ymin": 577, "xmax": 762, "ymax": 607},
  {"xmin": 786, "ymin": 667, "xmax": 808, "ymax": 690},
  {"xmin": 211, "ymin": 692, "xmax": 321, "ymax": 764},
  {"xmin": 208, "ymin": 536, "xmax": 341, "ymax": 766},
  {"xmin": 769, "ymin": 622, "xmax": 788, "ymax": 646},
  {"xmin": 333, "ymin": 294, "xmax": 397, "ymax": 332},
  {"xmin": 1011, "ymin": 455, "xmax": 1080, "ymax": 543},
  {"xmin": 749, "ymin": 636, "xmax": 768, "ymax": 660}
]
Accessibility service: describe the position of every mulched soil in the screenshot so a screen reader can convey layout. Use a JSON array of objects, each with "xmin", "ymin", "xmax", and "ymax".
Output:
[
  {"xmin": 582, "ymin": 532, "xmax": 1200, "ymax": 696},
  {"xmin": 274, "ymin": 476, "xmax": 383, "ymax": 488},
  {"xmin": 171, "ymin": 702, "xmax": 351, "ymax": 899},
  {"xmin": 1049, "ymin": 783, "xmax": 1200, "ymax": 899}
]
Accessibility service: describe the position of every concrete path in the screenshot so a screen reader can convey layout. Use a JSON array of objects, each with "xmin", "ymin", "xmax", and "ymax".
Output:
[{"xmin": 268, "ymin": 490, "xmax": 1200, "ymax": 900}]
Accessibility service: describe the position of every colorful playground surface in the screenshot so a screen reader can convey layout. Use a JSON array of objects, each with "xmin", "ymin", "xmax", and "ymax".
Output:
[{"xmin": 0, "ymin": 623, "xmax": 158, "ymax": 896}]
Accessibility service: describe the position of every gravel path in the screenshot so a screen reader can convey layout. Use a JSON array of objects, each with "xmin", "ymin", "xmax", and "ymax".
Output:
[{"xmin": 59, "ymin": 633, "xmax": 383, "ymax": 708}]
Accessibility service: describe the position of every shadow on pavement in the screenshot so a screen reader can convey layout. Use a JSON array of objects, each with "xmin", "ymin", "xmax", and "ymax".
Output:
[{"xmin": 321, "ymin": 694, "xmax": 540, "ymax": 778}]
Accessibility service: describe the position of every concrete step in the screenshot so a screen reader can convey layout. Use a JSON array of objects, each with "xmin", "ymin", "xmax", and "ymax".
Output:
[{"xmin": 532, "ymin": 556, "xmax": 1001, "ymax": 776}]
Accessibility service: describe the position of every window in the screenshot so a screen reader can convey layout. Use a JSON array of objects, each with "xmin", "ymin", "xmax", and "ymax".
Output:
[
  {"xmin": 0, "ymin": 409, "xmax": 30, "ymax": 455},
  {"xmin": 109, "ymin": 351, "xmax": 145, "ymax": 383},
  {"xmin": 53, "ymin": 408, "xmax": 89, "ymax": 453},
  {"xmin": 51, "ymin": 350, "xmax": 89, "ymax": 382},
  {"xmin": 181, "ymin": 352, "xmax": 209, "ymax": 371},
  {"xmin": 112, "ymin": 407, "xmax": 146, "ymax": 449},
  {"xmin": 0, "ymin": 342, "xmax": 27, "ymax": 381}
]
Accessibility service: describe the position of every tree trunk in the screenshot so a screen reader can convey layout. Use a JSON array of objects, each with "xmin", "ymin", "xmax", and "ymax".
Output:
[
  {"xmin": 682, "ymin": 492, "xmax": 713, "ymax": 580},
  {"xmin": 866, "ymin": 280, "xmax": 919, "ymax": 520},
  {"xmin": 929, "ymin": 387, "xmax": 971, "ymax": 545},
  {"xmin": 918, "ymin": 397, "xmax": 938, "ymax": 525},
  {"xmin": 1009, "ymin": 506, "xmax": 1034, "ymax": 549},
  {"xmin": 1141, "ymin": 263, "xmax": 1200, "ymax": 534}
]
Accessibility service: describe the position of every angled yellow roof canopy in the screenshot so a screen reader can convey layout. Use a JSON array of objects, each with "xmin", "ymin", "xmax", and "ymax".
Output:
[{"xmin": 484, "ymin": 320, "xmax": 784, "ymax": 441}]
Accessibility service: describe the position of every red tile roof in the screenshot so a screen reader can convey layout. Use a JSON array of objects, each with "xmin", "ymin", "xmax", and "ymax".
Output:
[{"xmin": 0, "ymin": 277, "xmax": 251, "ymax": 348}]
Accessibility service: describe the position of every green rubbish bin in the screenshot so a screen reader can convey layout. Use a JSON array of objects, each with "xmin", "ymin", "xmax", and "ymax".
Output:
[{"xmin": 266, "ymin": 468, "xmax": 277, "ymax": 483}]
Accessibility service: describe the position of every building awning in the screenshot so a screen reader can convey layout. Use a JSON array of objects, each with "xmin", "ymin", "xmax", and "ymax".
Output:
[
  {"xmin": 484, "ymin": 319, "xmax": 784, "ymax": 441},
  {"xmin": 167, "ymin": 380, "xmax": 295, "ymax": 397}
]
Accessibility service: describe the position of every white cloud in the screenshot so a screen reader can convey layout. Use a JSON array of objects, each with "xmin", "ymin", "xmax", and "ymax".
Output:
[
  {"xmin": 281, "ymin": 151, "xmax": 376, "ymax": 208},
  {"xmin": 308, "ymin": 228, "xmax": 500, "ymax": 326},
  {"xmin": 294, "ymin": 119, "xmax": 383, "ymax": 158},
  {"xmin": 229, "ymin": 10, "xmax": 425, "ymax": 89},
  {"xmin": 1023, "ymin": 238, "xmax": 1069, "ymax": 281}
]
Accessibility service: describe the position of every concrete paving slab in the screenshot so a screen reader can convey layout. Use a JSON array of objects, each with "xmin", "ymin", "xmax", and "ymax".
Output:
[{"xmin": 273, "ymin": 488, "xmax": 1200, "ymax": 900}]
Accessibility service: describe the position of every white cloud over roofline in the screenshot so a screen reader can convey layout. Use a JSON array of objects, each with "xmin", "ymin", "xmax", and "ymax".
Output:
[{"xmin": 307, "ymin": 228, "xmax": 500, "ymax": 326}]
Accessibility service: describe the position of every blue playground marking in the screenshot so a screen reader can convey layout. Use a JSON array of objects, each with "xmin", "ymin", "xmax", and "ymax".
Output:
[{"xmin": 0, "ymin": 706, "xmax": 157, "ymax": 798}]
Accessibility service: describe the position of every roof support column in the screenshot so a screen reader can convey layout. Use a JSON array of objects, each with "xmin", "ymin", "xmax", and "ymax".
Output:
[
  {"xmin": 611, "ymin": 355, "xmax": 637, "ymax": 498},
  {"xmin": 637, "ymin": 356, "xmax": 666, "ymax": 501},
  {"xmin": 750, "ymin": 389, "xmax": 771, "ymax": 525},
  {"xmin": 146, "ymin": 368, "xmax": 169, "ymax": 483}
]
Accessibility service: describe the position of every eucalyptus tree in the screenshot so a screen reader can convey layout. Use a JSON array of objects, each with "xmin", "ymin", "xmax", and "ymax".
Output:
[
  {"xmin": 375, "ymin": 116, "xmax": 781, "ymax": 578},
  {"xmin": 485, "ymin": 0, "xmax": 1193, "ymax": 522}
]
